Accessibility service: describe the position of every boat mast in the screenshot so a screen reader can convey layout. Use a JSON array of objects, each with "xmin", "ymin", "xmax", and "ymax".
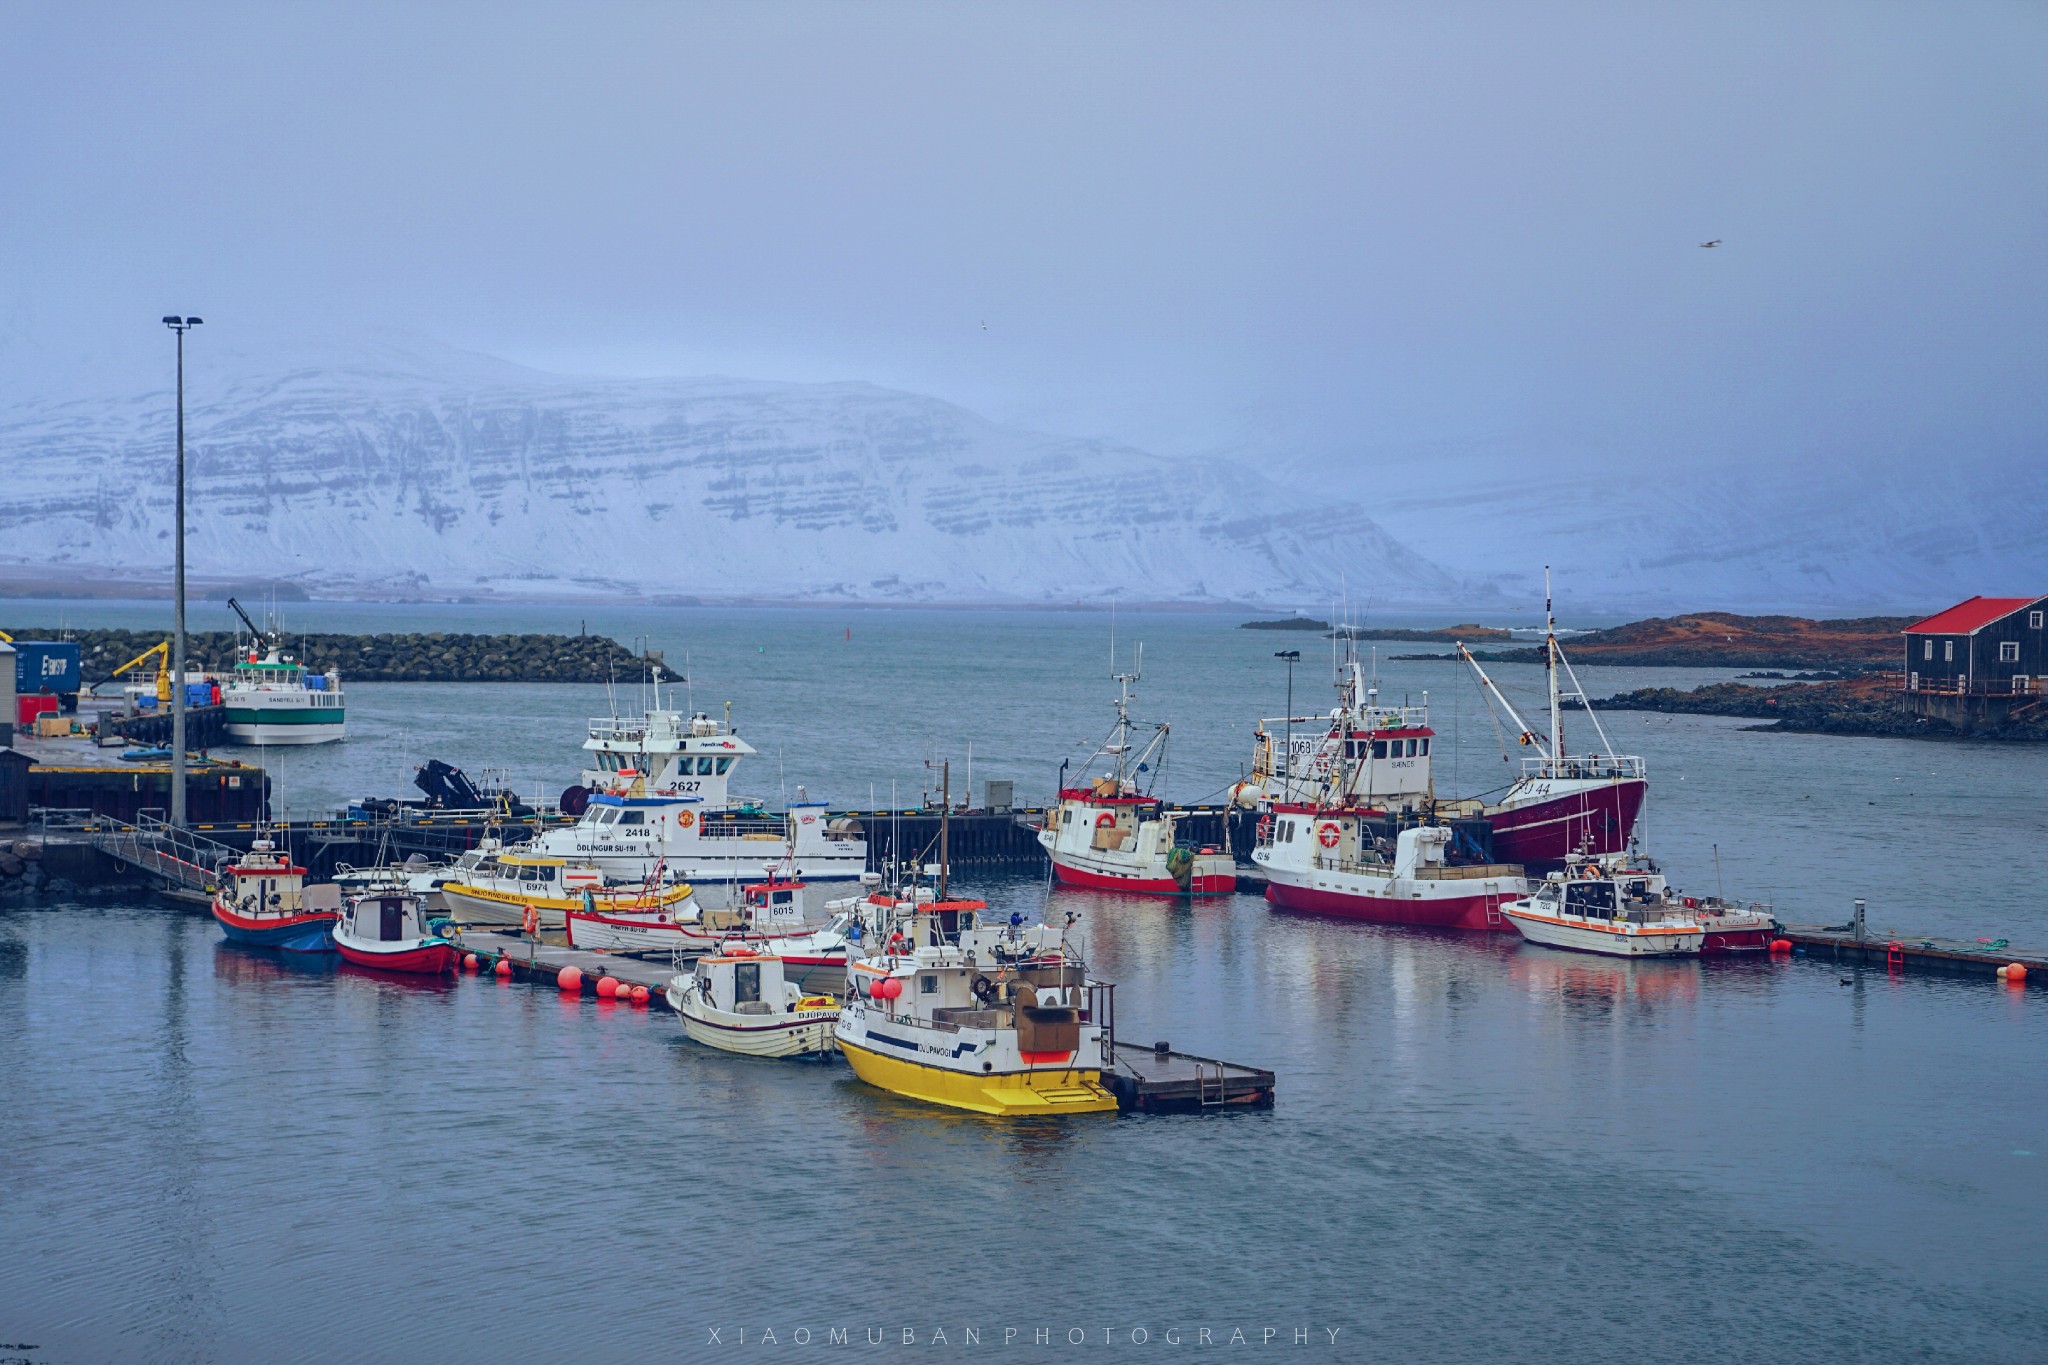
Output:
[
  {"xmin": 1544, "ymin": 566, "xmax": 1563, "ymax": 773},
  {"xmin": 939, "ymin": 759, "xmax": 950, "ymax": 900}
]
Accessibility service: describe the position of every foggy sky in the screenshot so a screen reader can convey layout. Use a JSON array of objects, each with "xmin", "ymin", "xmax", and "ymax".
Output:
[{"xmin": 4, "ymin": 1, "xmax": 2045, "ymax": 481}]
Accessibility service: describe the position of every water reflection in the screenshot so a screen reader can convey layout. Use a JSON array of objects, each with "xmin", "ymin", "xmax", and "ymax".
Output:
[{"xmin": 1507, "ymin": 949, "xmax": 1702, "ymax": 1018}]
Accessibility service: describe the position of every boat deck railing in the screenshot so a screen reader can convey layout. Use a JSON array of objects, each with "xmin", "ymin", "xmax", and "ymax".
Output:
[{"xmin": 1519, "ymin": 754, "xmax": 1647, "ymax": 781}]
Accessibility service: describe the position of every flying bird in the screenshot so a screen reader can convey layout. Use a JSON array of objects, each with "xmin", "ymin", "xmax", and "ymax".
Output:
[{"xmin": 1699, "ymin": 239, "xmax": 1722, "ymax": 248}]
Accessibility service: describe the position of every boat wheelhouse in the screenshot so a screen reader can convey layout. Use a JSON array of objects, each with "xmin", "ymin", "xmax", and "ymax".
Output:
[
  {"xmin": 573, "ymin": 708, "xmax": 752, "ymax": 809},
  {"xmin": 1234, "ymin": 660, "xmax": 1438, "ymax": 815}
]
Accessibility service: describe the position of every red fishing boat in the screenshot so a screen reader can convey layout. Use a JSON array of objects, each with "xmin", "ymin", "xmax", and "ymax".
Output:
[{"xmin": 332, "ymin": 887, "xmax": 459, "ymax": 974}]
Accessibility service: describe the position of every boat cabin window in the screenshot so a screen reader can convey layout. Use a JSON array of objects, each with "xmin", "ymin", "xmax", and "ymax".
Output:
[
  {"xmin": 734, "ymin": 962, "xmax": 760, "ymax": 1003},
  {"xmin": 539, "ymin": 867, "xmax": 557, "ymax": 883},
  {"xmin": 1061, "ymin": 809, "xmax": 1072, "ymax": 825},
  {"xmin": 1373, "ymin": 741, "xmax": 1388, "ymax": 759},
  {"xmin": 1564, "ymin": 882, "xmax": 1617, "ymax": 917},
  {"xmin": 519, "ymin": 866, "xmax": 541, "ymax": 882},
  {"xmin": 1420, "ymin": 739, "xmax": 1430, "ymax": 756},
  {"xmin": 920, "ymin": 974, "xmax": 939, "ymax": 995},
  {"xmin": 715, "ymin": 757, "xmax": 734, "ymax": 775},
  {"xmin": 619, "ymin": 811, "xmax": 645, "ymax": 826}
]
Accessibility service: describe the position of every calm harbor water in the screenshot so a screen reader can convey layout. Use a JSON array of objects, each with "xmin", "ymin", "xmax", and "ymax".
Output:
[{"xmin": 2, "ymin": 604, "xmax": 2044, "ymax": 1361}]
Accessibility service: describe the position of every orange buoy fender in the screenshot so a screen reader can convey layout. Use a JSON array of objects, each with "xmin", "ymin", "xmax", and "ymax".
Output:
[
  {"xmin": 494, "ymin": 958, "xmax": 513, "ymax": 977},
  {"xmin": 462, "ymin": 953, "xmax": 480, "ymax": 973},
  {"xmin": 596, "ymin": 976, "xmax": 619, "ymax": 998},
  {"xmin": 2006, "ymin": 963, "xmax": 2028, "ymax": 983},
  {"xmin": 629, "ymin": 985, "xmax": 650, "ymax": 1005},
  {"xmin": 557, "ymin": 966, "xmax": 583, "ymax": 992},
  {"xmin": 872, "ymin": 976, "xmax": 903, "ymax": 1000}
]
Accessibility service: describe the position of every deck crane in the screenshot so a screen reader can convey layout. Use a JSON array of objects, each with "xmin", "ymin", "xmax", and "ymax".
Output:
[{"xmin": 90, "ymin": 640, "xmax": 174, "ymax": 703}]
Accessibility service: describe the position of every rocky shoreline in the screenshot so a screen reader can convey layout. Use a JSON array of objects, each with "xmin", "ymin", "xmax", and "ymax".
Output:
[
  {"xmin": 1587, "ymin": 678, "xmax": 2048, "ymax": 741},
  {"xmin": 9, "ymin": 628, "xmax": 662, "ymax": 685}
]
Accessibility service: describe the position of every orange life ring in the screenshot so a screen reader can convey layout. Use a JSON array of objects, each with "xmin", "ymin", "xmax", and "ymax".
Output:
[
  {"xmin": 1256, "ymin": 815, "xmax": 1273, "ymax": 839},
  {"xmin": 677, "ymin": 810, "xmax": 696, "ymax": 829},
  {"xmin": 521, "ymin": 903, "xmax": 539, "ymax": 935},
  {"xmin": 1317, "ymin": 822, "xmax": 1341, "ymax": 849},
  {"xmin": 1094, "ymin": 812, "xmax": 1116, "ymax": 829}
]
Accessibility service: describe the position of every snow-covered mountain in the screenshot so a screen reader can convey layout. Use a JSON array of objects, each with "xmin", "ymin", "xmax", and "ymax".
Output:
[{"xmin": 0, "ymin": 335, "xmax": 1470, "ymax": 607}]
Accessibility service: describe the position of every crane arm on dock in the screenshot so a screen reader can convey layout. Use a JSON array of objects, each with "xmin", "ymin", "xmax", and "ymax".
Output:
[{"xmin": 90, "ymin": 641, "xmax": 173, "ymax": 702}]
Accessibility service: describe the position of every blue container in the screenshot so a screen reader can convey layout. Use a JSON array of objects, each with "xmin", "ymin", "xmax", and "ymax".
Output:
[
  {"xmin": 186, "ymin": 682, "xmax": 213, "ymax": 707},
  {"xmin": 13, "ymin": 641, "xmax": 80, "ymax": 698},
  {"xmin": 304, "ymin": 674, "xmax": 327, "ymax": 692}
]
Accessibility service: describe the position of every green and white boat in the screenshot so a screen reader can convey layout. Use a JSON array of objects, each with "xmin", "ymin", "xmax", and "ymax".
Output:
[{"xmin": 221, "ymin": 643, "xmax": 345, "ymax": 745}]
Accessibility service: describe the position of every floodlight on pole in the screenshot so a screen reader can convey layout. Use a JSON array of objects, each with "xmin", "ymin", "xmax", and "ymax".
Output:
[{"xmin": 1274, "ymin": 650, "xmax": 1300, "ymax": 781}]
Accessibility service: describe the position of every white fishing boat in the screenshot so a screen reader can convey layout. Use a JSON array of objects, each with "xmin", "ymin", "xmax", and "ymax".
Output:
[
  {"xmin": 1255, "ymin": 818, "xmax": 1528, "ymax": 931},
  {"xmin": 1502, "ymin": 862, "xmax": 1704, "ymax": 957},
  {"xmin": 218, "ymin": 598, "xmax": 344, "ymax": 746},
  {"xmin": 833, "ymin": 869, "xmax": 1116, "ymax": 1116},
  {"xmin": 665, "ymin": 949, "xmax": 839, "ymax": 1059},
  {"xmin": 1037, "ymin": 648, "xmax": 1235, "ymax": 896}
]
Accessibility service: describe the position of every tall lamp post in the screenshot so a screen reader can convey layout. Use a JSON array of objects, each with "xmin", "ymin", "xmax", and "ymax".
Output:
[
  {"xmin": 163, "ymin": 315, "xmax": 202, "ymax": 827},
  {"xmin": 1274, "ymin": 650, "xmax": 1300, "ymax": 782}
]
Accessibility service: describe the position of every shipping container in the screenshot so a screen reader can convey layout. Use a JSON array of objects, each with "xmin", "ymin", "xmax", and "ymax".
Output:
[
  {"xmin": 12, "ymin": 642, "xmax": 81, "ymax": 705},
  {"xmin": 17, "ymin": 695, "xmax": 59, "ymax": 727}
]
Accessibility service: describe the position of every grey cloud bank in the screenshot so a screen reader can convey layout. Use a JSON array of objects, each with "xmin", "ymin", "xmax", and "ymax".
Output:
[{"xmin": 1, "ymin": 2, "xmax": 2042, "ymax": 610}]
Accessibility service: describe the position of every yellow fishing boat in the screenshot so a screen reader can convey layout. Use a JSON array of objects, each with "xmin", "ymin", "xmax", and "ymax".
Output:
[
  {"xmin": 833, "ymin": 893, "xmax": 1117, "ymax": 1116},
  {"xmin": 439, "ymin": 852, "xmax": 694, "ymax": 928}
]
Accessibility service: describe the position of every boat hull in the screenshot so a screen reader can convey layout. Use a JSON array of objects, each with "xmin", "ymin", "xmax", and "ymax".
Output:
[
  {"xmin": 836, "ymin": 1036, "xmax": 1117, "ymax": 1115},
  {"xmin": 335, "ymin": 938, "xmax": 459, "ymax": 974},
  {"xmin": 223, "ymin": 721, "xmax": 345, "ymax": 746},
  {"xmin": 1263, "ymin": 878, "xmax": 1516, "ymax": 932},
  {"xmin": 668, "ymin": 996, "xmax": 838, "ymax": 1058},
  {"xmin": 1504, "ymin": 909, "xmax": 1701, "ymax": 957},
  {"xmin": 1049, "ymin": 858, "xmax": 1236, "ymax": 897},
  {"xmin": 211, "ymin": 902, "xmax": 338, "ymax": 952},
  {"xmin": 1487, "ymin": 779, "xmax": 1647, "ymax": 868},
  {"xmin": 1700, "ymin": 925, "xmax": 1773, "ymax": 954}
]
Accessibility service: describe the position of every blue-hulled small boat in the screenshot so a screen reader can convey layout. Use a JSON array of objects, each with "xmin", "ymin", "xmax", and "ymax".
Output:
[{"xmin": 211, "ymin": 839, "xmax": 339, "ymax": 952}]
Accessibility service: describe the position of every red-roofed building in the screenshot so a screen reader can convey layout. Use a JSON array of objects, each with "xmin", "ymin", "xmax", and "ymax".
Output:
[{"xmin": 1901, "ymin": 595, "xmax": 2048, "ymax": 700}]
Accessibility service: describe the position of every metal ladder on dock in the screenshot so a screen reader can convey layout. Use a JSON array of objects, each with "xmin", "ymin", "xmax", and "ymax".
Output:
[
  {"xmin": 1196, "ymin": 1059, "xmax": 1225, "ymax": 1108},
  {"xmin": 65, "ymin": 811, "xmax": 240, "ymax": 894}
]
